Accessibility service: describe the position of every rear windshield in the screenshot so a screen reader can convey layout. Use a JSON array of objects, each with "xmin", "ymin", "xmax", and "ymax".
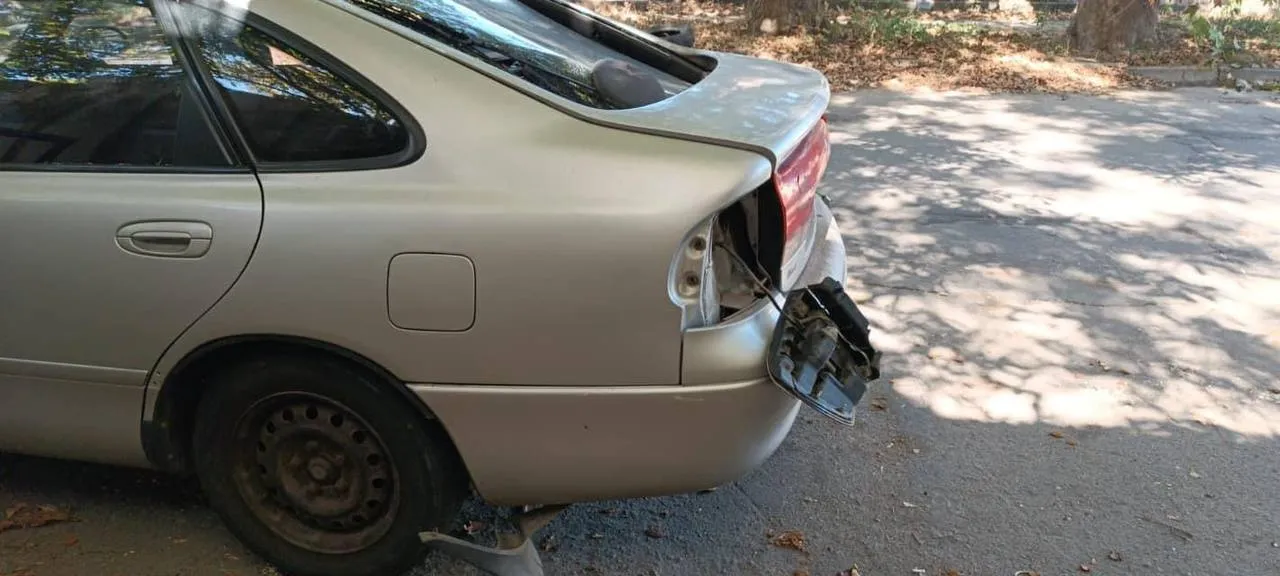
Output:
[{"xmin": 345, "ymin": 0, "xmax": 699, "ymax": 109}]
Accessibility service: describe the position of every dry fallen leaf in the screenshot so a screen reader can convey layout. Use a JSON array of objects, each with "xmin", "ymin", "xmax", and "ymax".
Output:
[
  {"xmin": 644, "ymin": 525, "xmax": 665, "ymax": 539},
  {"xmin": 1080, "ymin": 563, "xmax": 1093, "ymax": 572},
  {"xmin": 942, "ymin": 569, "xmax": 962, "ymax": 576},
  {"xmin": 0, "ymin": 503, "xmax": 73, "ymax": 533},
  {"xmin": 836, "ymin": 565, "xmax": 862, "ymax": 576},
  {"xmin": 1049, "ymin": 431, "xmax": 1065, "ymax": 439},
  {"xmin": 870, "ymin": 397, "xmax": 889, "ymax": 411},
  {"xmin": 1108, "ymin": 550, "xmax": 1123, "ymax": 562},
  {"xmin": 769, "ymin": 530, "xmax": 806, "ymax": 551}
]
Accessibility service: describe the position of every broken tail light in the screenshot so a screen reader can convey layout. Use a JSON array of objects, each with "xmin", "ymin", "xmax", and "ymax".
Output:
[
  {"xmin": 671, "ymin": 118, "xmax": 832, "ymax": 329},
  {"xmin": 772, "ymin": 118, "xmax": 830, "ymax": 290}
]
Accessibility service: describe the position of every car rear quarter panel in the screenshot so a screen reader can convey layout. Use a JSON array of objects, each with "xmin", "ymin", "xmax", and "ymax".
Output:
[{"xmin": 145, "ymin": 0, "xmax": 773, "ymax": 407}]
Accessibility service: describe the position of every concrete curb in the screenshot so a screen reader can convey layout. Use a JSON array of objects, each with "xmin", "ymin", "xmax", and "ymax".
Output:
[
  {"xmin": 1229, "ymin": 67, "xmax": 1280, "ymax": 86},
  {"xmin": 1129, "ymin": 65, "xmax": 1280, "ymax": 87},
  {"xmin": 1129, "ymin": 66, "xmax": 1220, "ymax": 86}
]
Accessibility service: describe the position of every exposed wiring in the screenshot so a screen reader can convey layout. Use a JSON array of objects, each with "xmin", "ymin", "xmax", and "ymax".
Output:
[
  {"xmin": 714, "ymin": 241, "xmax": 789, "ymax": 321},
  {"xmin": 714, "ymin": 241, "xmax": 874, "ymax": 370}
]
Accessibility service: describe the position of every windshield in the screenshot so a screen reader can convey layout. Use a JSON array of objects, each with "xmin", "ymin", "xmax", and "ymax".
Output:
[{"xmin": 344, "ymin": 0, "xmax": 695, "ymax": 109}]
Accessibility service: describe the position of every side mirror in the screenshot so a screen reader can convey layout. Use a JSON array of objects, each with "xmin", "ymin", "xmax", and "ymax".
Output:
[{"xmin": 646, "ymin": 24, "xmax": 695, "ymax": 48}]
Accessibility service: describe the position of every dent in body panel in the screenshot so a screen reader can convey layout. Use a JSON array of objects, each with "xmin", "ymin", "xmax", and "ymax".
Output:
[
  {"xmin": 681, "ymin": 200, "xmax": 846, "ymax": 385},
  {"xmin": 145, "ymin": 0, "xmax": 775, "ymax": 401},
  {"xmin": 681, "ymin": 299, "xmax": 777, "ymax": 385}
]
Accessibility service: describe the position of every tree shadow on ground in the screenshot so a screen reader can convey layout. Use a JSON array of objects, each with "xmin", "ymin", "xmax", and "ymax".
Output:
[{"xmin": 808, "ymin": 87, "xmax": 1277, "ymax": 575}]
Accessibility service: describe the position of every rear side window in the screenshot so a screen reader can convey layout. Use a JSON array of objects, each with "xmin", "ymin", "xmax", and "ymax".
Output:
[
  {"xmin": 347, "ymin": 0, "xmax": 703, "ymax": 109},
  {"xmin": 194, "ymin": 23, "xmax": 409, "ymax": 164},
  {"xmin": 0, "ymin": 0, "xmax": 228, "ymax": 168}
]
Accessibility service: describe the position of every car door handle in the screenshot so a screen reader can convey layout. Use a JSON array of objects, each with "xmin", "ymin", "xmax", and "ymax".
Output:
[{"xmin": 116, "ymin": 221, "xmax": 213, "ymax": 258}]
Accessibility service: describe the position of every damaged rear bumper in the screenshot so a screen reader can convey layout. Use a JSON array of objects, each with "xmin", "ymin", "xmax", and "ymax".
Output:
[{"xmin": 410, "ymin": 199, "xmax": 879, "ymax": 505}]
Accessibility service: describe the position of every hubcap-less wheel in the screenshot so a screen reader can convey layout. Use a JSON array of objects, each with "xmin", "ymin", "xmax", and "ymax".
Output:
[{"xmin": 231, "ymin": 394, "xmax": 399, "ymax": 554}]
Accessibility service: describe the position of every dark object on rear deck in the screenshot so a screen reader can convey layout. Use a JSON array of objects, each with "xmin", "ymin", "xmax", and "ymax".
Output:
[{"xmin": 646, "ymin": 23, "xmax": 695, "ymax": 48}]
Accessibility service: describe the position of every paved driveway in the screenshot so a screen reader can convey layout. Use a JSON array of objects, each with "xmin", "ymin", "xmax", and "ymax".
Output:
[{"xmin": 3, "ymin": 88, "xmax": 1279, "ymax": 576}]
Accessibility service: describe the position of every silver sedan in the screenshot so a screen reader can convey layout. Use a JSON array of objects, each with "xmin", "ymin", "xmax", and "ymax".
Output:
[{"xmin": 0, "ymin": 0, "xmax": 881, "ymax": 574}]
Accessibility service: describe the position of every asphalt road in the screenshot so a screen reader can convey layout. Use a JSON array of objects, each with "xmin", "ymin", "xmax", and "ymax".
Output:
[{"xmin": 4, "ymin": 88, "xmax": 1279, "ymax": 576}]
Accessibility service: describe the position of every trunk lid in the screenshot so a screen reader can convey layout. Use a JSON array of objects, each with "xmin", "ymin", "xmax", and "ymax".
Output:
[
  {"xmin": 577, "ymin": 52, "xmax": 831, "ymax": 166},
  {"xmin": 330, "ymin": 0, "xmax": 827, "ymax": 164}
]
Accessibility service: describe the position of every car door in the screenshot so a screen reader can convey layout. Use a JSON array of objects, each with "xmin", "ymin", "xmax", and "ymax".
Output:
[{"xmin": 0, "ymin": 0, "xmax": 261, "ymax": 466}]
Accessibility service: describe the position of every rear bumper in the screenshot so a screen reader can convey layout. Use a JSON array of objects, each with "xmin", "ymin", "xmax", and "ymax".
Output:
[
  {"xmin": 409, "ymin": 377, "xmax": 801, "ymax": 506},
  {"xmin": 412, "ymin": 201, "xmax": 849, "ymax": 506}
]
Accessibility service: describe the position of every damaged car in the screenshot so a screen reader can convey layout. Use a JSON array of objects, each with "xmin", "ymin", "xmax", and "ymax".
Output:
[{"xmin": 0, "ymin": 0, "xmax": 880, "ymax": 574}]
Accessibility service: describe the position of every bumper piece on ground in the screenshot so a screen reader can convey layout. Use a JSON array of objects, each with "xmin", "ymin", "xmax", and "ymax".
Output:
[
  {"xmin": 421, "ymin": 505, "xmax": 568, "ymax": 576},
  {"xmin": 766, "ymin": 277, "xmax": 881, "ymax": 425}
]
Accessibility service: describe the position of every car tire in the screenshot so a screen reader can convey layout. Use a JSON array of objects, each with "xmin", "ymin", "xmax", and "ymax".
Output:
[{"xmin": 192, "ymin": 353, "xmax": 468, "ymax": 576}]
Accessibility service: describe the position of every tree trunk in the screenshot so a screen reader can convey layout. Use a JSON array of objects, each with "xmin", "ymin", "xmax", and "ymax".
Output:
[
  {"xmin": 1067, "ymin": 0, "xmax": 1161, "ymax": 54},
  {"xmin": 746, "ymin": 0, "xmax": 825, "ymax": 34}
]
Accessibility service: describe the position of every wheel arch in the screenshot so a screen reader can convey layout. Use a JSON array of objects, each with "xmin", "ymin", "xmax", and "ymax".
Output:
[{"xmin": 141, "ymin": 334, "xmax": 463, "ymax": 478}]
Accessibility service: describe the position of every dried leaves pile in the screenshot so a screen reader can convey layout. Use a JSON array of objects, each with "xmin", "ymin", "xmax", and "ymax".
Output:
[
  {"xmin": 593, "ymin": 1, "xmax": 1275, "ymax": 93},
  {"xmin": 699, "ymin": 16, "xmax": 1147, "ymax": 93},
  {"xmin": 0, "ymin": 503, "xmax": 73, "ymax": 533},
  {"xmin": 769, "ymin": 529, "xmax": 807, "ymax": 551}
]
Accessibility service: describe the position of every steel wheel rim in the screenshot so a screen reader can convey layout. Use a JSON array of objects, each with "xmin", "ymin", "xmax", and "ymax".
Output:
[{"xmin": 230, "ymin": 392, "xmax": 400, "ymax": 554}]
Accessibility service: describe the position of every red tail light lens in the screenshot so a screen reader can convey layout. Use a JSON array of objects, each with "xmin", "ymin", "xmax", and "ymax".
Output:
[{"xmin": 772, "ymin": 118, "xmax": 831, "ymax": 288}]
